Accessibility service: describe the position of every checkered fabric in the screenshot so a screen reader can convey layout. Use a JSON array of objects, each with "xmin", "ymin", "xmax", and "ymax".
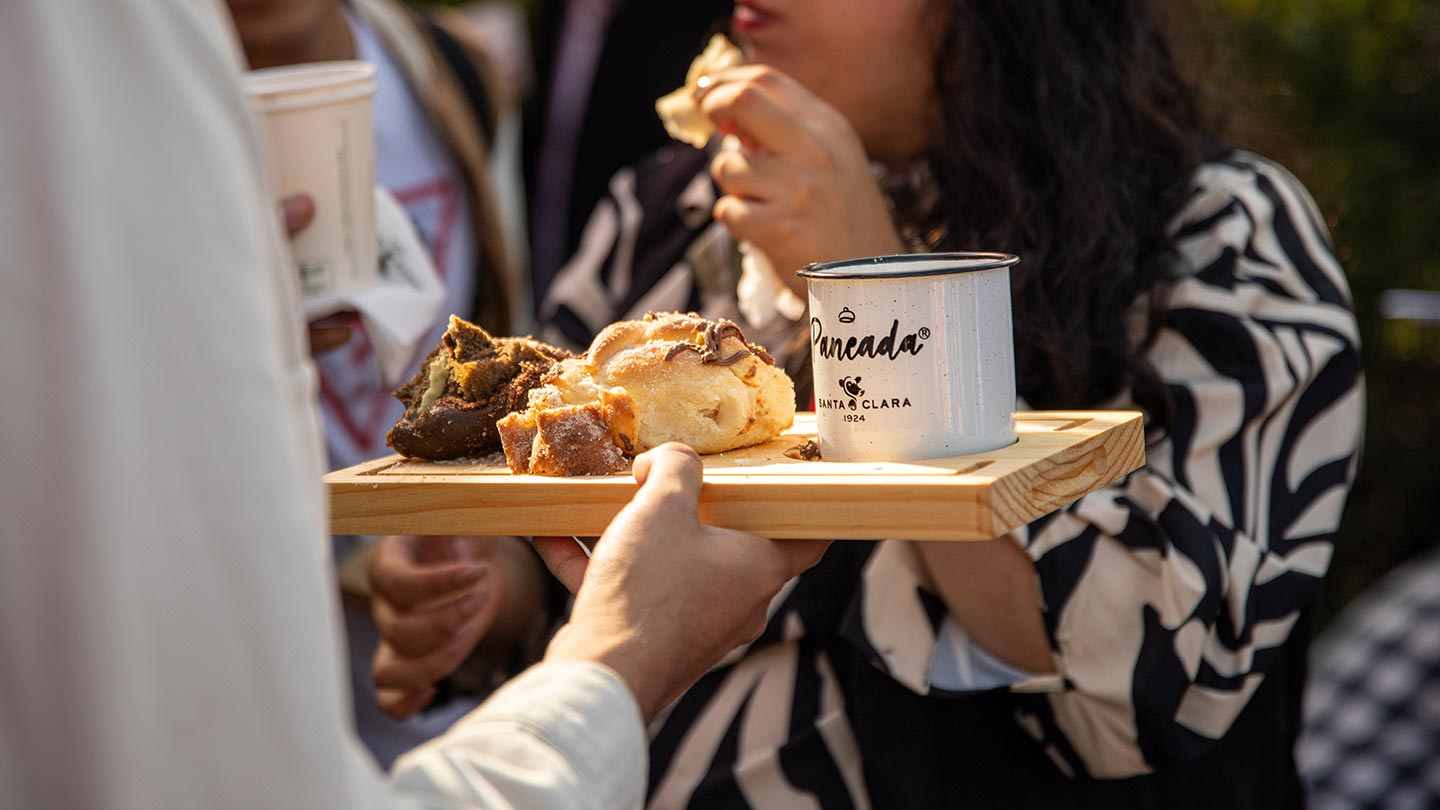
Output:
[{"xmin": 1300, "ymin": 548, "xmax": 1440, "ymax": 810}]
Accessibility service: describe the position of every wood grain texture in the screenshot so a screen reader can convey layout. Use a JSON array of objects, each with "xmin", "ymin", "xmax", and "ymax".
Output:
[{"xmin": 326, "ymin": 411, "xmax": 1145, "ymax": 540}]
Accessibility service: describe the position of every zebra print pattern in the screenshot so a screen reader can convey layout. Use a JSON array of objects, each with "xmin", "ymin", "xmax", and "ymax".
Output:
[{"xmin": 543, "ymin": 150, "xmax": 1363, "ymax": 805}]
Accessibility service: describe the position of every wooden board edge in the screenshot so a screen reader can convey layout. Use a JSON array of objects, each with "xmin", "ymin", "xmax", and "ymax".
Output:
[
  {"xmin": 982, "ymin": 412, "xmax": 1146, "ymax": 537},
  {"xmin": 327, "ymin": 455, "xmax": 408, "ymax": 481},
  {"xmin": 325, "ymin": 411, "xmax": 1148, "ymax": 540}
]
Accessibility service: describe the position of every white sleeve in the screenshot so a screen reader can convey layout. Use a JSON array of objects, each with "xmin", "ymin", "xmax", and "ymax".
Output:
[
  {"xmin": 394, "ymin": 662, "xmax": 647, "ymax": 809},
  {"xmin": 0, "ymin": 2, "xmax": 643, "ymax": 809}
]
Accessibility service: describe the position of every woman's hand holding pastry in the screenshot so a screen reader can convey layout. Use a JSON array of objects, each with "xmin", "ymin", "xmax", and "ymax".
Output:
[{"xmin": 697, "ymin": 66, "xmax": 904, "ymax": 292}]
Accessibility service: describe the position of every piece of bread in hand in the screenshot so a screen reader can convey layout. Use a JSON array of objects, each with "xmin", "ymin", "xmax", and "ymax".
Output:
[{"xmin": 655, "ymin": 34, "xmax": 744, "ymax": 147}]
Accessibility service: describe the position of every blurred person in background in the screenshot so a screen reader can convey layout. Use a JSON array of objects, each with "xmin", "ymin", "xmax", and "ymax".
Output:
[
  {"xmin": 225, "ymin": 0, "xmax": 550, "ymax": 767},
  {"xmin": 0, "ymin": 1, "xmax": 830, "ymax": 807},
  {"xmin": 524, "ymin": 0, "xmax": 733, "ymax": 308},
  {"xmin": 378, "ymin": 1, "xmax": 1365, "ymax": 806}
]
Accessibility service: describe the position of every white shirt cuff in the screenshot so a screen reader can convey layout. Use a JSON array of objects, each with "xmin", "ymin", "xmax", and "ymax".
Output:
[
  {"xmin": 929, "ymin": 618, "xmax": 1064, "ymax": 694},
  {"xmin": 392, "ymin": 660, "xmax": 646, "ymax": 809}
]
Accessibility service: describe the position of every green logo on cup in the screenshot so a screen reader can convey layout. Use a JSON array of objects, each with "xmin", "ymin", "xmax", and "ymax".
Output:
[{"xmin": 298, "ymin": 261, "xmax": 332, "ymax": 296}]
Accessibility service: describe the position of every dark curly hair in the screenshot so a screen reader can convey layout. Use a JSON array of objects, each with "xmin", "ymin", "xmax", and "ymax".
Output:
[{"xmin": 912, "ymin": 0, "xmax": 1214, "ymax": 432}]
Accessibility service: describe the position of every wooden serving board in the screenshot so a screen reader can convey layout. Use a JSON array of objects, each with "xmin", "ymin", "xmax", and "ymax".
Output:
[{"xmin": 326, "ymin": 411, "xmax": 1144, "ymax": 541}]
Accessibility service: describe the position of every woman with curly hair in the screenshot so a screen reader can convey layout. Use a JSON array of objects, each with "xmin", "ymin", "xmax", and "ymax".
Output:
[{"xmin": 381, "ymin": 1, "xmax": 1363, "ymax": 806}]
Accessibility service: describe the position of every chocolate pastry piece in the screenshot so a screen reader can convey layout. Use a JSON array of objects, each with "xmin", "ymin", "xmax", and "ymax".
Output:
[{"xmin": 386, "ymin": 316, "xmax": 572, "ymax": 460}]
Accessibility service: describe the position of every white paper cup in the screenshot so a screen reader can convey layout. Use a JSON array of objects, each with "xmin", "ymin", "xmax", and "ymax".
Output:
[
  {"xmin": 796, "ymin": 253, "xmax": 1019, "ymax": 462},
  {"xmin": 246, "ymin": 61, "xmax": 378, "ymax": 298}
]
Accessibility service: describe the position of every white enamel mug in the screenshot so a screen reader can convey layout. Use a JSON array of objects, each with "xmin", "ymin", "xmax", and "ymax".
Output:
[{"xmin": 796, "ymin": 253, "xmax": 1019, "ymax": 462}]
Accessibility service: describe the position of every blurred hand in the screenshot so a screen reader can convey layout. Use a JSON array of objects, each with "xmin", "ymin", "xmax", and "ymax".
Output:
[
  {"xmin": 538, "ymin": 444, "xmax": 831, "ymax": 718},
  {"xmin": 697, "ymin": 65, "xmax": 904, "ymax": 293},
  {"xmin": 281, "ymin": 192, "xmax": 315, "ymax": 235},
  {"xmin": 280, "ymin": 192, "xmax": 352, "ymax": 354},
  {"xmin": 306, "ymin": 315, "xmax": 352, "ymax": 355},
  {"xmin": 371, "ymin": 536, "xmax": 535, "ymax": 711}
]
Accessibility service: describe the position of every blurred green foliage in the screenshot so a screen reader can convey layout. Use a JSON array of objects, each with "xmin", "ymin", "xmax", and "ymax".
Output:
[{"xmin": 1198, "ymin": 0, "xmax": 1440, "ymax": 620}]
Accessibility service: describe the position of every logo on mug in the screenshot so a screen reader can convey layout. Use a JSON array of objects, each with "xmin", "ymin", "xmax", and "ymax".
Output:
[
  {"xmin": 811, "ymin": 314, "xmax": 929, "ymax": 361},
  {"xmin": 811, "ymin": 308, "xmax": 924, "ymax": 413}
]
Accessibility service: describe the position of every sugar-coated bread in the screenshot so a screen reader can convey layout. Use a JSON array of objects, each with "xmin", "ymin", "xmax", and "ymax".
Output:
[
  {"xmin": 533, "ymin": 312, "xmax": 795, "ymax": 455},
  {"xmin": 497, "ymin": 394, "xmax": 637, "ymax": 476}
]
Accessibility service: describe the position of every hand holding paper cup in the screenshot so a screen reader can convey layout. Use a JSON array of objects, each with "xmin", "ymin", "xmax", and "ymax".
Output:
[
  {"xmin": 796, "ymin": 253, "xmax": 1020, "ymax": 462},
  {"xmin": 246, "ymin": 61, "xmax": 378, "ymax": 298}
]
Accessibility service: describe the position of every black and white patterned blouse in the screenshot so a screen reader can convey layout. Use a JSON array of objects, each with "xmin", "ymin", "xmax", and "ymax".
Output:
[{"xmin": 540, "ymin": 147, "xmax": 1363, "ymax": 809}]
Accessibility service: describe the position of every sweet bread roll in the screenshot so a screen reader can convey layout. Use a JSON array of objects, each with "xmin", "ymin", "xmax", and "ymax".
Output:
[
  {"xmin": 499, "ymin": 312, "xmax": 795, "ymax": 475},
  {"xmin": 386, "ymin": 316, "xmax": 571, "ymax": 460}
]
